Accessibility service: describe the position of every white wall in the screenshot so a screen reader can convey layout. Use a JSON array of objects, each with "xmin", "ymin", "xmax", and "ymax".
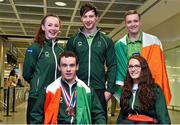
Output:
[{"xmin": 164, "ymin": 47, "xmax": 180, "ymax": 107}]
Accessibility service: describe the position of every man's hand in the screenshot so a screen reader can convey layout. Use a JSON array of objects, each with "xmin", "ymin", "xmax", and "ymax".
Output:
[{"xmin": 104, "ymin": 91, "xmax": 112, "ymax": 102}]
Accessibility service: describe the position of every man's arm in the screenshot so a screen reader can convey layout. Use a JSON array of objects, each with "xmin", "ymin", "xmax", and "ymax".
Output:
[
  {"xmin": 66, "ymin": 36, "xmax": 76, "ymax": 51},
  {"xmin": 114, "ymin": 41, "xmax": 128, "ymax": 86},
  {"xmin": 23, "ymin": 43, "xmax": 40, "ymax": 83},
  {"xmin": 114, "ymin": 41, "xmax": 128, "ymax": 102},
  {"xmin": 105, "ymin": 37, "xmax": 116, "ymax": 99}
]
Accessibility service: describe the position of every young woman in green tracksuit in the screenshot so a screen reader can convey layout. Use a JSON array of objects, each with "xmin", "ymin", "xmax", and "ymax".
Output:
[
  {"xmin": 23, "ymin": 14, "xmax": 64, "ymax": 124},
  {"xmin": 116, "ymin": 55, "xmax": 170, "ymax": 124}
]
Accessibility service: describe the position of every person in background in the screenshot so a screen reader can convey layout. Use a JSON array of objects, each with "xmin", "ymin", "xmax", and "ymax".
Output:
[
  {"xmin": 114, "ymin": 10, "xmax": 171, "ymax": 105},
  {"xmin": 116, "ymin": 55, "xmax": 170, "ymax": 124},
  {"xmin": 23, "ymin": 14, "xmax": 64, "ymax": 124},
  {"xmin": 17, "ymin": 78, "xmax": 24, "ymax": 87},
  {"xmin": 66, "ymin": 3, "xmax": 116, "ymax": 120},
  {"xmin": 8, "ymin": 69, "xmax": 18, "ymax": 87},
  {"xmin": 30, "ymin": 51, "xmax": 106, "ymax": 124},
  {"xmin": 4, "ymin": 78, "xmax": 9, "ymax": 106},
  {"xmin": 4, "ymin": 69, "xmax": 17, "ymax": 106}
]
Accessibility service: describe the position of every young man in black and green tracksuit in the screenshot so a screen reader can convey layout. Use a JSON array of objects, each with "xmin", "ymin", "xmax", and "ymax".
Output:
[
  {"xmin": 30, "ymin": 51, "xmax": 106, "ymax": 124},
  {"xmin": 30, "ymin": 77, "xmax": 106, "ymax": 124},
  {"xmin": 66, "ymin": 3, "xmax": 116, "ymax": 121}
]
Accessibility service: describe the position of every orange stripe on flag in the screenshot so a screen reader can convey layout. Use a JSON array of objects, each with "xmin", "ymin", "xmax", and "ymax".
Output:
[{"xmin": 141, "ymin": 45, "xmax": 171, "ymax": 105}]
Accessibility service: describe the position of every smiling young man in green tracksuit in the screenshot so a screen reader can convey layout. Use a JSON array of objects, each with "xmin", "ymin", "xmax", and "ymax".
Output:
[{"xmin": 66, "ymin": 3, "xmax": 116, "ymax": 120}]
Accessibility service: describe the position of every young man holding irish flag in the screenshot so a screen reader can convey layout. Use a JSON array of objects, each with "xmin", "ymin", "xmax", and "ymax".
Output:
[
  {"xmin": 114, "ymin": 10, "xmax": 171, "ymax": 105},
  {"xmin": 30, "ymin": 51, "xmax": 106, "ymax": 124}
]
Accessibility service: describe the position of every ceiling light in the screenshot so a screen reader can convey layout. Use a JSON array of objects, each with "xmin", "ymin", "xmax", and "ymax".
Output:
[
  {"xmin": 55, "ymin": 2, "xmax": 67, "ymax": 7},
  {"xmin": 0, "ymin": 0, "xmax": 4, "ymax": 2}
]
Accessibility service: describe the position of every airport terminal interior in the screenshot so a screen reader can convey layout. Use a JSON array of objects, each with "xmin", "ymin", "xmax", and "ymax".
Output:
[{"xmin": 0, "ymin": 0, "xmax": 180, "ymax": 124}]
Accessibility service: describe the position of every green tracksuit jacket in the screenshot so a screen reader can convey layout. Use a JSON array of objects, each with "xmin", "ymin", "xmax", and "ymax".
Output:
[
  {"xmin": 116, "ymin": 84, "xmax": 171, "ymax": 124},
  {"xmin": 66, "ymin": 29, "xmax": 116, "ymax": 93},
  {"xmin": 23, "ymin": 39, "xmax": 64, "ymax": 98}
]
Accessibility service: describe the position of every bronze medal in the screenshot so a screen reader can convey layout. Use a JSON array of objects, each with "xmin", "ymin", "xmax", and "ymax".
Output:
[{"xmin": 66, "ymin": 107, "xmax": 75, "ymax": 116}]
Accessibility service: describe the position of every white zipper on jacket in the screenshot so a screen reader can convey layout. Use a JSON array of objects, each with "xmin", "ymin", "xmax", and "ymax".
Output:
[
  {"xmin": 69, "ymin": 84, "xmax": 72, "ymax": 96},
  {"xmin": 52, "ymin": 41, "xmax": 57, "ymax": 80},
  {"xmin": 86, "ymin": 32, "xmax": 98, "ymax": 86},
  {"xmin": 131, "ymin": 90, "xmax": 136, "ymax": 110},
  {"xmin": 36, "ymin": 78, "xmax": 40, "ymax": 91},
  {"xmin": 87, "ymin": 42, "xmax": 92, "ymax": 86},
  {"xmin": 68, "ymin": 83, "xmax": 74, "ymax": 124},
  {"xmin": 131, "ymin": 83, "xmax": 138, "ymax": 110},
  {"xmin": 80, "ymin": 29, "xmax": 99, "ymax": 86}
]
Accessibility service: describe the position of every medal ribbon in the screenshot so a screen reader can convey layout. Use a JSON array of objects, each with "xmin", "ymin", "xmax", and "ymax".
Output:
[{"xmin": 60, "ymin": 83, "xmax": 76, "ymax": 108}]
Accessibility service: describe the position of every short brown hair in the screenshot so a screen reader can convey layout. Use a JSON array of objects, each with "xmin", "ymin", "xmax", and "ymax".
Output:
[
  {"xmin": 58, "ymin": 51, "xmax": 78, "ymax": 65},
  {"xmin": 80, "ymin": 3, "xmax": 98, "ymax": 17},
  {"xmin": 124, "ymin": 10, "xmax": 141, "ymax": 20}
]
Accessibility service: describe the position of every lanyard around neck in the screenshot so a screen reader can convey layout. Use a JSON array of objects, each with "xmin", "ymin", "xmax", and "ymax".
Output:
[{"xmin": 60, "ymin": 83, "xmax": 76, "ymax": 108}]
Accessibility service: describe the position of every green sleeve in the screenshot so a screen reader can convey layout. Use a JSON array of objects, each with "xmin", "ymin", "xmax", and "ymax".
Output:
[
  {"xmin": 30, "ymin": 89, "xmax": 46, "ymax": 124},
  {"xmin": 66, "ymin": 36, "xmax": 76, "ymax": 51},
  {"xmin": 23, "ymin": 43, "xmax": 40, "ymax": 83},
  {"xmin": 155, "ymin": 85, "xmax": 171, "ymax": 124},
  {"xmin": 91, "ymin": 89, "xmax": 106, "ymax": 124},
  {"xmin": 114, "ymin": 41, "xmax": 128, "ymax": 86},
  {"xmin": 105, "ymin": 37, "xmax": 116, "ymax": 94}
]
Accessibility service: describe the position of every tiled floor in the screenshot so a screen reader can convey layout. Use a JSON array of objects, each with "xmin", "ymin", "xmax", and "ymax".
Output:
[
  {"xmin": 0, "ymin": 102, "xmax": 26, "ymax": 124},
  {"xmin": 0, "ymin": 101, "xmax": 180, "ymax": 124}
]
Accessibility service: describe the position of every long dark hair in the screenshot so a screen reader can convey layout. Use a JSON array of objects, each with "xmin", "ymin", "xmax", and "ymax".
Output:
[
  {"xmin": 34, "ymin": 14, "xmax": 61, "ymax": 47},
  {"xmin": 120, "ymin": 55, "xmax": 156, "ymax": 113},
  {"xmin": 9, "ymin": 69, "xmax": 16, "ymax": 77}
]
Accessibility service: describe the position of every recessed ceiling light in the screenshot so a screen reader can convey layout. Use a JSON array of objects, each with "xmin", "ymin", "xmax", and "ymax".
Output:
[
  {"xmin": 0, "ymin": 0, "xmax": 4, "ymax": 2},
  {"xmin": 55, "ymin": 2, "xmax": 67, "ymax": 7}
]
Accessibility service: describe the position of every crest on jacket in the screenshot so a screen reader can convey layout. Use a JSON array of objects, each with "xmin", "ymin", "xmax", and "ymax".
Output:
[
  {"xmin": 45, "ymin": 51, "xmax": 50, "ymax": 57},
  {"xmin": 77, "ymin": 41, "xmax": 82, "ymax": 47}
]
